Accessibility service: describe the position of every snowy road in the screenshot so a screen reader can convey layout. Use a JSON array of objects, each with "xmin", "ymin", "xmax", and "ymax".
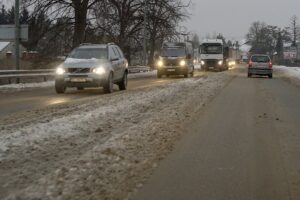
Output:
[{"xmin": 0, "ymin": 71, "xmax": 204, "ymax": 118}]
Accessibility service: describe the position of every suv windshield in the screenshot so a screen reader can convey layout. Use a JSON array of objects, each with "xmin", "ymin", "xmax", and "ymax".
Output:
[
  {"xmin": 201, "ymin": 44, "xmax": 222, "ymax": 54},
  {"xmin": 251, "ymin": 56, "xmax": 270, "ymax": 63},
  {"xmin": 69, "ymin": 48, "xmax": 107, "ymax": 59},
  {"xmin": 161, "ymin": 48, "xmax": 186, "ymax": 57}
]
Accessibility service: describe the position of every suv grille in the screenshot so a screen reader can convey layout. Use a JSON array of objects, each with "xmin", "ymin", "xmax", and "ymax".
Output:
[{"xmin": 68, "ymin": 68, "xmax": 91, "ymax": 73}]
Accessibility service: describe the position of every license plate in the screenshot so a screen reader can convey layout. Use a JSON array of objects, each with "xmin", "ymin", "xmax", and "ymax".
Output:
[
  {"xmin": 71, "ymin": 78, "xmax": 86, "ymax": 82},
  {"xmin": 167, "ymin": 69, "xmax": 175, "ymax": 72}
]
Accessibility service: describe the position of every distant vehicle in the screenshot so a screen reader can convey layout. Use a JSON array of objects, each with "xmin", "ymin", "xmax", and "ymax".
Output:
[
  {"xmin": 227, "ymin": 47, "xmax": 241, "ymax": 68},
  {"xmin": 200, "ymin": 39, "xmax": 228, "ymax": 71},
  {"xmin": 156, "ymin": 42, "xmax": 194, "ymax": 78},
  {"xmin": 248, "ymin": 54, "xmax": 273, "ymax": 78},
  {"xmin": 55, "ymin": 43, "xmax": 128, "ymax": 94}
]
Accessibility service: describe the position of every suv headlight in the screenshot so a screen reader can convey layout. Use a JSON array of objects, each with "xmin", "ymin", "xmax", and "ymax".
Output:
[
  {"xmin": 201, "ymin": 60, "xmax": 205, "ymax": 65},
  {"xmin": 56, "ymin": 67, "xmax": 65, "ymax": 75},
  {"xmin": 218, "ymin": 60, "xmax": 223, "ymax": 65},
  {"xmin": 93, "ymin": 66, "xmax": 106, "ymax": 75},
  {"xmin": 157, "ymin": 60, "xmax": 164, "ymax": 67},
  {"xmin": 180, "ymin": 60, "xmax": 186, "ymax": 66}
]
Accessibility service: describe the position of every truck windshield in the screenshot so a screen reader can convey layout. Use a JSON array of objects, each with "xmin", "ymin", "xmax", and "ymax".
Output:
[
  {"xmin": 201, "ymin": 44, "xmax": 223, "ymax": 54},
  {"xmin": 69, "ymin": 48, "xmax": 107, "ymax": 59},
  {"xmin": 161, "ymin": 48, "xmax": 186, "ymax": 57}
]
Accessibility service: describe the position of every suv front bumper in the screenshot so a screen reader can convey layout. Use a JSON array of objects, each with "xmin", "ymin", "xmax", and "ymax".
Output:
[{"xmin": 55, "ymin": 73, "xmax": 108, "ymax": 88}]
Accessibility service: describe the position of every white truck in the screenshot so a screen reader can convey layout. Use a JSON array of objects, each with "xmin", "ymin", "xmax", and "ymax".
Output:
[{"xmin": 200, "ymin": 39, "xmax": 228, "ymax": 71}]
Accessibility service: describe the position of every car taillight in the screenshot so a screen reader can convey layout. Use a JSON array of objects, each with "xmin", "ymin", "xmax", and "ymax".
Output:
[
  {"xmin": 248, "ymin": 61, "xmax": 252, "ymax": 67},
  {"xmin": 269, "ymin": 62, "xmax": 272, "ymax": 68}
]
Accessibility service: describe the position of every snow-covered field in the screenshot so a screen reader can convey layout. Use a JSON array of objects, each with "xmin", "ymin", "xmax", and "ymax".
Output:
[
  {"xmin": 0, "ymin": 70, "xmax": 157, "ymax": 93},
  {"xmin": 0, "ymin": 70, "xmax": 233, "ymax": 199}
]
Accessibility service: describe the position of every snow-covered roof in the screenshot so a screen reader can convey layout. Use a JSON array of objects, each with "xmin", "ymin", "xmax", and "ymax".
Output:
[
  {"xmin": 0, "ymin": 42, "xmax": 10, "ymax": 51},
  {"xmin": 283, "ymin": 42, "xmax": 292, "ymax": 48}
]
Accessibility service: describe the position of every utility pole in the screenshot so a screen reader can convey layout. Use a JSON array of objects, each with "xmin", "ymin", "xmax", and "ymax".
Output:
[
  {"xmin": 15, "ymin": 0, "xmax": 20, "ymax": 75},
  {"xmin": 143, "ymin": 0, "xmax": 147, "ymax": 66}
]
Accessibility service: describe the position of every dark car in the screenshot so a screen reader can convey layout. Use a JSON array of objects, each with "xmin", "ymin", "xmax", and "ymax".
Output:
[
  {"xmin": 156, "ymin": 42, "xmax": 194, "ymax": 78},
  {"xmin": 248, "ymin": 54, "xmax": 273, "ymax": 78}
]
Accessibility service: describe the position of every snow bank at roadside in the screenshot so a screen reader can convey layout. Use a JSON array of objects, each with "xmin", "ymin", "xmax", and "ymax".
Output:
[
  {"xmin": 275, "ymin": 65, "xmax": 300, "ymax": 77},
  {"xmin": 0, "ymin": 71, "xmax": 233, "ymax": 200},
  {"xmin": 0, "ymin": 70, "xmax": 157, "ymax": 92},
  {"xmin": 275, "ymin": 65, "xmax": 300, "ymax": 86},
  {"xmin": 0, "ymin": 81, "xmax": 54, "ymax": 91}
]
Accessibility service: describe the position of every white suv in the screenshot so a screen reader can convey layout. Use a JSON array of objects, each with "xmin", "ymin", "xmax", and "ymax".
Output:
[{"xmin": 55, "ymin": 43, "xmax": 128, "ymax": 93}]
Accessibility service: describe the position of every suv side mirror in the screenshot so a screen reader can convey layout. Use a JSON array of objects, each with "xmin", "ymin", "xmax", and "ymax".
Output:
[{"xmin": 110, "ymin": 57, "xmax": 119, "ymax": 62}]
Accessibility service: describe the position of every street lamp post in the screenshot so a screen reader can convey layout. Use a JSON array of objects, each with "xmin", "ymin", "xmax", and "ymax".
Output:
[
  {"xmin": 15, "ymin": 0, "xmax": 20, "ymax": 82},
  {"xmin": 143, "ymin": 0, "xmax": 148, "ymax": 66}
]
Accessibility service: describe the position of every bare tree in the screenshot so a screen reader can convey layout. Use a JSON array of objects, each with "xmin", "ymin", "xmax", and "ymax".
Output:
[
  {"xmin": 287, "ymin": 15, "xmax": 300, "ymax": 46},
  {"xmin": 22, "ymin": 0, "xmax": 101, "ymax": 47}
]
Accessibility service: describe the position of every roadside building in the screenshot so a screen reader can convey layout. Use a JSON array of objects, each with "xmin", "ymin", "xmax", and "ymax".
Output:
[
  {"xmin": 0, "ymin": 41, "xmax": 26, "ymax": 60},
  {"xmin": 283, "ymin": 43, "xmax": 297, "ymax": 62}
]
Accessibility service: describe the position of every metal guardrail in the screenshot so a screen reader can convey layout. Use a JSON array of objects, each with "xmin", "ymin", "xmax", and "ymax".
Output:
[{"xmin": 0, "ymin": 66, "xmax": 151, "ymax": 85}]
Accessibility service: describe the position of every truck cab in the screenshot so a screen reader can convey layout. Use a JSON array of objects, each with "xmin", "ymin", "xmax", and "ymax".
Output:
[{"xmin": 200, "ymin": 39, "xmax": 228, "ymax": 71}]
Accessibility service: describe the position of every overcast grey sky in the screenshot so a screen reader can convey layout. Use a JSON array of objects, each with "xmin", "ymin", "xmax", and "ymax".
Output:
[{"xmin": 184, "ymin": 0, "xmax": 300, "ymax": 40}]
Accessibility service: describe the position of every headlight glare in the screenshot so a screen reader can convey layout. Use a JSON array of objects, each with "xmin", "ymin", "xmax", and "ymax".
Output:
[
  {"xmin": 180, "ymin": 60, "xmax": 186, "ymax": 66},
  {"xmin": 218, "ymin": 60, "xmax": 223, "ymax": 65},
  {"xmin": 56, "ymin": 67, "xmax": 65, "ymax": 75},
  {"xmin": 93, "ymin": 67, "xmax": 106, "ymax": 75},
  {"xmin": 201, "ymin": 60, "xmax": 205, "ymax": 65},
  {"xmin": 157, "ymin": 60, "xmax": 164, "ymax": 67}
]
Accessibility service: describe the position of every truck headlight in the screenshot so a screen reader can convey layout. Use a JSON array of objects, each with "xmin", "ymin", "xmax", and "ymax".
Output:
[
  {"xmin": 201, "ymin": 60, "xmax": 205, "ymax": 65},
  {"xmin": 180, "ymin": 60, "xmax": 186, "ymax": 66},
  {"xmin": 93, "ymin": 66, "xmax": 106, "ymax": 75},
  {"xmin": 157, "ymin": 60, "xmax": 164, "ymax": 67},
  {"xmin": 218, "ymin": 60, "xmax": 223, "ymax": 65},
  {"xmin": 56, "ymin": 67, "xmax": 65, "ymax": 75}
]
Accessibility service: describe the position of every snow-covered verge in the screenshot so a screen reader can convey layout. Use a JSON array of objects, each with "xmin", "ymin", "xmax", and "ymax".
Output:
[
  {"xmin": 0, "ymin": 71, "xmax": 234, "ymax": 200},
  {"xmin": 274, "ymin": 65, "xmax": 300, "ymax": 86},
  {"xmin": 0, "ymin": 70, "xmax": 157, "ymax": 93}
]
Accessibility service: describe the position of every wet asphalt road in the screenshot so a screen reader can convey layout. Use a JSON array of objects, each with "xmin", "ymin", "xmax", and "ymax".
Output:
[{"xmin": 133, "ymin": 68, "xmax": 300, "ymax": 200}]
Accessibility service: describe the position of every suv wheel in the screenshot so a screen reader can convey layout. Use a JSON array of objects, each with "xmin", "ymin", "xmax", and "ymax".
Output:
[
  {"xmin": 190, "ymin": 67, "xmax": 194, "ymax": 77},
  {"xmin": 103, "ymin": 72, "xmax": 114, "ymax": 93},
  {"xmin": 157, "ymin": 71, "xmax": 163, "ymax": 78},
  {"xmin": 55, "ymin": 80, "xmax": 66, "ymax": 94},
  {"xmin": 268, "ymin": 74, "xmax": 273, "ymax": 79},
  {"xmin": 118, "ymin": 72, "xmax": 127, "ymax": 90}
]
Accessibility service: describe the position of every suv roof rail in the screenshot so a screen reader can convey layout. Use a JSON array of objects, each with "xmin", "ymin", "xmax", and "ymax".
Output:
[
  {"xmin": 107, "ymin": 42, "xmax": 115, "ymax": 45},
  {"xmin": 79, "ymin": 43, "xmax": 92, "ymax": 46}
]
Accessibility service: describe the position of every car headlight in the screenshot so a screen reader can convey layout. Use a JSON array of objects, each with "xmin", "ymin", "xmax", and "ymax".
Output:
[
  {"xmin": 201, "ymin": 60, "xmax": 205, "ymax": 65},
  {"xmin": 180, "ymin": 60, "xmax": 186, "ymax": 66},
  {"xmin": 157, "ymin": 60, "xmax": 164, "ymax": 67},
  {"xmin": 218, "ymin": 60, "xmax": 223, "ymax": 65},
  {"xmin": 56, "ymin": 67, "xmax": 65, "ymax": 75},
  {"xmin": 93, "ymin": 66, "xmax": 106, "ymax": 75},
  {"xmin": 232, "ymin": 61, "xmax": 236, "ymax": 65}
]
